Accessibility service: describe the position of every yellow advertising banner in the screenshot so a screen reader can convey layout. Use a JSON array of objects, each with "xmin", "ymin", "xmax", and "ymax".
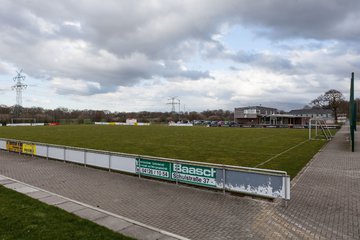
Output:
[
  {"xmin": 6, "ymin": 141, "xmax": 36, "ymax": 155},
  {"xmin": 6, "ymin": 141, "xmax": 22, "ymax": 153},
  {"xmin": 22, "ymin": 143, "xmax": 36, "ymax": 155}
]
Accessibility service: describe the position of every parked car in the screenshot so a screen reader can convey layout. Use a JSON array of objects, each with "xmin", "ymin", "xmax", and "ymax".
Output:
[{"xmin": 228, "ymin": 121, "xmax": 240, "ymax": 127}]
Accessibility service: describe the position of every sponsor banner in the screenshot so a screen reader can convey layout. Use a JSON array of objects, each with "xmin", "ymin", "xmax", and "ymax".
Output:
[
  {"xmin": 172, "ymin": 163, "xmax": 216, "ymax": 187},
  {"xmin": 136, "ymin": 158, "xmax": 216, "ymax": 187},
  {"xmin": 6, "ymin": 141, "xmax": 22, "ymax": 153},
  {"xmin": 136, "ymin": 158, "xmax": 171, "ymax": 179},
  {"xmin": 6, "ymin": 141, "xmax": 36, "ymax": 155},
  {"xmin": 22, "ymin": 143, "xmax": 36, "ymax": 155}
]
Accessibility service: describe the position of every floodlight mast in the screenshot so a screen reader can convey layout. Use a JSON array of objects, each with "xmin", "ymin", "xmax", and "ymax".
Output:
[{"xmin": 12, "ymin": 69, "xmax": 27, "ymax": 106}]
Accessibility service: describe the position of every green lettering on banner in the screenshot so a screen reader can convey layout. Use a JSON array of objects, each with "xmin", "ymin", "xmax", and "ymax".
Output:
[{"xmin": 136, "ymin": 158, "xmax": 217, "ymax": 187}]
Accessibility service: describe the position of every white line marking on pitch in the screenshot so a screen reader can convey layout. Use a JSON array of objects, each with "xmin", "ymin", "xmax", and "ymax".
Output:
[{"xmin": 254, "ymin": 140, "xmax": 309, "ymax": 168}]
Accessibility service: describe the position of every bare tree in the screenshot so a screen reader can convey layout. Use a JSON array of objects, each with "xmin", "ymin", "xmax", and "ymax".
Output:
[{"xmin": 311, "ymin": 89, "xmax": 345, "ymax": 123}]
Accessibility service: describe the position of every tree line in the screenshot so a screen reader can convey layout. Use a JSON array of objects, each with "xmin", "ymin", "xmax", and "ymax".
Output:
[
  {"xmin": 1, "ymin": 89, "xmax": 359, "ymax": 124},
  {"xmin": 0, "ymin": 105, "xmax": 234, "ymax": 124}
]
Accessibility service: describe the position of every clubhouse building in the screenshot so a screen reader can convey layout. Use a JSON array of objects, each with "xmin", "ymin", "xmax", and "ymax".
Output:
[{"xmin": 234, "ymin": 106, "xmax": 334, "ymax": 127}]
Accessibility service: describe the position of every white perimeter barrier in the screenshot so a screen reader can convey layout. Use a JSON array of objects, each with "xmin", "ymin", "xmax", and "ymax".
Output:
[
  {"xmin": 0, "ymin": 138, "xmax": 290, "ymax": 200},
  {"xmin": 168, "ymin": 122, "xmax": 193, "ymax": 127},
  {"xmin": 6, "ymin": 123, "xmax": 45, "ymax": 127},
  {"xmin": 95, "ymin": 122, "xmax": 150, "ymax": 126}
]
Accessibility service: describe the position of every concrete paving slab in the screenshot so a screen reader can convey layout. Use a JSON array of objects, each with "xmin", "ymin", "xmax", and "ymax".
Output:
[
  {"xmin": 159, "ymin": 237, "xmax": 180, "ymax": 240},
  {"xmin": 120, "ymin": 225, "xmax": 164, "ymax": 240},
  {"xmin": 25, "ymin": 190, "xmax": 52, "ymax": 199},
  {"xmin": 0, "ymin": 175, "xmax": 8, "ymax": 181},
  {"xmin": 95, "ymin": 215, "xmax": 133, "ymax": 232},
  {"xmin": 56, "ymin": 201, "xmax": 86, "ymax": 213},
  {"xmin": 73, "ymin": 208, "xmax": 107, "ymax": 221},
  {"xmin": 0, "ymin": 179, "xmax": 15, "ymax": 185},
  {"xmin": 3, "ymin": 182, "xmax": 26, "ymax": 190},
  {"xmin": 14, "ymin": 186, "xmax": 38, "ymax": 194},
  {"xmin": 39, "ymin": 195, "xmax": 67, "ymax": 205}
]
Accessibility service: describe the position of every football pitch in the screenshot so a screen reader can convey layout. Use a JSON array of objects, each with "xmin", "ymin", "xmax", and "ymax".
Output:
[{"xmin": 0, "ymin": 125, "xmax": 332, "ymax": 178}]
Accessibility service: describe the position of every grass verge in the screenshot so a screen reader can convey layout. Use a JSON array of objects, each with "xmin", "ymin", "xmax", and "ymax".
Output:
[{"xmin": 0, "ymin": 185, "xmax": 134, "ymax": 240}]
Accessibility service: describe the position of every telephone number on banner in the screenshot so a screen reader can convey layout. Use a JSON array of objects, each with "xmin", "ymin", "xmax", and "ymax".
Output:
[{"xmin": 138, "ymin": 167, "xmax": 170, "ymax": 178}]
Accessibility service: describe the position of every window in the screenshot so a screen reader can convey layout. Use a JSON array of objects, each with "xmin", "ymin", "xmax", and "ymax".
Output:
[{"xmin": 244, "ymin": 109, "xmax": 257, "ymax": 114}]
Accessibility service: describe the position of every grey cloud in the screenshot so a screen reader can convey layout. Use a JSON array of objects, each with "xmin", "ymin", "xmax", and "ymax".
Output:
[
  {"xmin": 0, "ymin": 61, "xmax": 14, "ymax": 75},
  {"xmin": 177, "ymin": 70, "xmax": 212, "ymax": 80},
  {"xmin": 234, "ymin": 0, "xmax": 360, "ymax": 42},
  {"xmin": 55, "ymin": 85, "xmax": 107, "ymax": 96},
  {"xmin": 0, "ymin": 0, "xmax": 219, "ymax": 95},
  {"xmin": 1, "ymin": 0, "xmax": 360, "ymax": 98},
  {"xmin": 229, "ymin": 66, "xmax": 239, "ymax": 71},
  {"xmin": 275, "ymin": 41, "xmax": 326, "ymax": 51},
  {"xmin": 68, "ymin": 57, "xmax": 211, "ymax": 87},
  {"xmin": 203, "ymin": 37, "xmax": 360, "ymax": 79},
  {"xmin": 202, "ymin": 40, "xmax": 295, "ymax": 73},
  {"xmin": 232, "ymin": 51, "xmax": 294, "ymax": 72}
]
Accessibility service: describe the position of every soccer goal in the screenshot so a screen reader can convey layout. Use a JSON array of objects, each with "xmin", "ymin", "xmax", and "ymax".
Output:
[{"xmin": 308, "ymin": 119, "xmax": 333, "ymax": 140}]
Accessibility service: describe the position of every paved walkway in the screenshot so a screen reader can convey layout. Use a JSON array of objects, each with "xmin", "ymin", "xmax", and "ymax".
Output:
[{"xmin": 0, "ymin": 126, "xmax": 359, "ymax": 239}]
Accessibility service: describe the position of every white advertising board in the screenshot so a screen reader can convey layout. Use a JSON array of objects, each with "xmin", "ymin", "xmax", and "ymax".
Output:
[
  {"xmin": 0, "ymin": 140, "xmax": 6, "ymax": 150},
  {"xmin": 86, "ymin": 152, "xmax": 109, "ymax": 169},
  {"xmin": 48, "ymin": 146, "xmax": 65, "ymax": 160},
  {"xmin": 111, "ymin": 155, "xmax": 136, "ymax": 173},
  {"xmin": 36, "ymin": 145, "xmax": 48, "ymax": 157},
  {"xmin": 65, "ymin": 149, "xmax": 85, "ymax": 164}
]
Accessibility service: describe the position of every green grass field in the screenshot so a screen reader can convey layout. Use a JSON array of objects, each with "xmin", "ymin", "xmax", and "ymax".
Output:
[
  {"xmin": 0, "ymin": 125, "xmax": 332, "ymax": 178},
  {"xmin": 0, "ymin": 185, "xmax": 133, "ymax": 240}
]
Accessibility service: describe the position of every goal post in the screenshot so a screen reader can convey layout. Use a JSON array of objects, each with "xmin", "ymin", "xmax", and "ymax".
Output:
[{"xmin": 309, "ymin": 119, "xmax": 333, "ymax": 140}]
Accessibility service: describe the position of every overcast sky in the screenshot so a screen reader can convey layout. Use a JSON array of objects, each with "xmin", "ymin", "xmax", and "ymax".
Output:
[{"xmin": 1, "ymin": 0, "xmax": 359, "ymax": 112}]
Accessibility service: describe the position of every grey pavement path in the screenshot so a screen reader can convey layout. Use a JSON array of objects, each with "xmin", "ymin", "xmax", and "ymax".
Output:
[
  {"xmin": 252, "ymin": 125, "xmax": 360, "ymax": 239},
  {"xmin": 0, "ymin": 125, "xmax": 359, "ymax": 239}
]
